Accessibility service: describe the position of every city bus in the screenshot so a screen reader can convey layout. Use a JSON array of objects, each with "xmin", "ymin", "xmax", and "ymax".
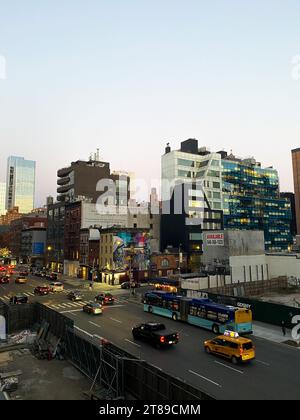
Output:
[{"xmin": 143, "ymin": 291, "xmax": 252, "ymax": 335}]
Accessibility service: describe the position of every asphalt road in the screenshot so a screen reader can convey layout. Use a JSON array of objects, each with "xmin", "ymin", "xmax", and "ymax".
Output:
[{"xmin": 1, "ymin": 275, "xmax": 300, "ymax": 400}]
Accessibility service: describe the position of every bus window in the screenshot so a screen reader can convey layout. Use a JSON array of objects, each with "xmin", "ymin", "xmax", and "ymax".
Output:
[
  {"xmin": 217, "ymin": 312, "xmax": 230, "ymax": 324},
  {"xmin": 207, "ymin": 311, "xmax": 218, "ymax": 321},
  {"xmin": 172, "ymin": 301, "xmax": 179, "ymax": 311},
  {"xmin": 197, "ymin": 308, "xmax": 206, "ymax": 319},
  {"xmin": 189, "ymin": 305, "xmax": 197, "ymax": 316}
]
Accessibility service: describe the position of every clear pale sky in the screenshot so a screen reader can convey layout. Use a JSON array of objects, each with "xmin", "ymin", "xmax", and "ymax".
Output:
[{"xmin": 1, "ymin": 0, "xmax": 300, "ymax": 206}]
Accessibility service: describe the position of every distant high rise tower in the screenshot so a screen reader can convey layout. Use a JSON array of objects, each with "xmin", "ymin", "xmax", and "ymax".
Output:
[
  {"xmin": 6, "ymin": 156, "xmax": 36, "ymax": 214},
  {"xmin": 0, "ymin": 182, "xmax": 6, "ymax": 216},
  {"xmin": 292, "ymin": 148, "xmax": 300, "ymax": 235}
]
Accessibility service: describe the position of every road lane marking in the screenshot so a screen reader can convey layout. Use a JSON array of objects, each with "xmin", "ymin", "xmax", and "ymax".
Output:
[
  {"xmin": 89, "ymin": 321, "xmax": 102, "ymax": 328},
  {"xmin": 61, "ymin": 303, "xmax": 75, "ymax": 308},
  {"xmin": 72, "ymin": 302, "xmax": 84, "ymax": 307},
  {"xmin": 65, "ymin": 302, "xmax": 81, "ymax": 307},
  {"xmin": 256, "ymin": 359, "xmax": 270, "ymax": 367},
  {"xmin": 125, "ymin": 339, "xmax": 141, "ymax": 348},
  {"xmin": 188, "ymin": 370, "xmax": 222, "ymax": 388},
  {"xmin": 69, "ymin": 312, "xmax": 78, "ymax": 317},
  {"xmin": 74, "ymin": 326, "xmax": 93, "ymax": 337},
  {"xmin": 60, "ymin": 308, "xmax": 83, "ymax": 314},
  {"xmin": 214, "ymin": 361, "xmax": 244, "ymax": 374},
  {"xmin": 110, "ymin": 317, "xmax": 122, "ymax": 324}
]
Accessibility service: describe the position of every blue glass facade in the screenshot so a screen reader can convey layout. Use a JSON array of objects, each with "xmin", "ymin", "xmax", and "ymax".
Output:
[
  {"xmin": 222, "ymin": 159, "xmax": 292, "ymax": 252},
  {"xmin": 6, "ymin": 156, "xmax": 36, "ymax": 214}
]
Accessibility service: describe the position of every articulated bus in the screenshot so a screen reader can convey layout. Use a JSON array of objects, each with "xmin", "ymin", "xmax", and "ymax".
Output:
[{"xmin": 143, "ymin": 291, "xmax": 252, "ymax": 335}]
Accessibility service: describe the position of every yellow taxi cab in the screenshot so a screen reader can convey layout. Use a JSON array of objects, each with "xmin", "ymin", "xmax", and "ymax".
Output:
[
  {"xmin": 204, "ymin": 330, "xmax": 255, "ymax": 364},
  {"xmin": 15, "ymin": 276, "xmax": 27, "ymax": 284}
]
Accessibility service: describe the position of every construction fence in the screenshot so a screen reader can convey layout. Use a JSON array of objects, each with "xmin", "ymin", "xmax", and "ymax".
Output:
[
  {"xmin": 207, "ymin": 292, "xmax": 300, "ymax": 328},
  {"xmin": 0, "ymin": 301, "xmax": 214, "ymax": 400}
]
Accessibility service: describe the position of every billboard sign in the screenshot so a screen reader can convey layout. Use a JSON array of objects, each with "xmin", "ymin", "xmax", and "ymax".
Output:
[{"xmin": 206, "ymin": 233, "xmax": 224, "ymax": 246}]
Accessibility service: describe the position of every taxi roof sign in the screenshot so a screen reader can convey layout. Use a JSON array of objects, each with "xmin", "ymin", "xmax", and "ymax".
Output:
[{"xmin": 223, "ymin": 330, "xmax": 239, "ymax": 339}]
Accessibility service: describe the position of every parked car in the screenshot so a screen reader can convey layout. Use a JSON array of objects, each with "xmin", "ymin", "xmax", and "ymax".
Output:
[
  {"xmin": 132, "ymin": 322, "xmax": 179, "ymax": 348},
  {"xmin": 49, "ymin": 282, "xmax": 64, "ymax": 292},
  {"xmin": 83, "ymin": 302, "xmax": 103, "ymax": 315},
  {"xmin": 0, "ymin": 276, "xmax": 10, "ymax": 284},
  {"xmin": 204, "ymin": 330, "xmax": 255, "ymax": 364},
  {"xmin": 121, "ymin": 281, "xmax": 140, "ymax": 289},
  {"xmin": 95, "ymin": 293, "xmax": 115, "ymax": 305},
  {"xmin": 47, "ymin": 272, "xmax": 58, "ymax": 281},
  {"xmin": 9, "ymin": 294, "xmax": 28, "ymax": 304},
  {"xmin": 15, "ymin": 276, "xmax": 27, "ymax": 284},
  {"xmin": 34, "ymin": 285, "xmax": 51, "ymax": 296},
  {"xmin": 68, "ymin": 291, "xmax": 83, "ymax": 302}
]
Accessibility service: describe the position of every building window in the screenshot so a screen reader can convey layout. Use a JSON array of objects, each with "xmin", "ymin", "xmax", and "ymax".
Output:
[
  {"xmin": 207, "ymin": 170, "xmax": 220, "ymax": 178},
  {"xmin": 161, "ymin": 258, "xmax": 169, "ymax": 268},
  {"xmin": 190, "ymin": 233, "xmax": 202, "ymax": 241},
  {"xmin": 133, "ymin": 223, "xmax": 137, "ymax": 228},
  {"xmin": 178, "ymin": 158, "xmax": 194, "ymax": 167},
  {"xmin": 178, "ymin": 170, "xmax": 192, "ymax": 178}
]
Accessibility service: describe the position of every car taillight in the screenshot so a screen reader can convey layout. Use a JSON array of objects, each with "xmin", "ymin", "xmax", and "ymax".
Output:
[{"xmin": 160, "ymin": 336, "xmax": 165, "ymax": 343}]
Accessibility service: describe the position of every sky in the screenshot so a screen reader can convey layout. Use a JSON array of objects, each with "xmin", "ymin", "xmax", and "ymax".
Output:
[{"xmin": 0, "ymin": 0, "xmax": 300, "ymax": 206}]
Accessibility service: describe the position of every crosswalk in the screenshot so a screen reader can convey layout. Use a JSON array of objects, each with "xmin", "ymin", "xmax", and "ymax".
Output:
[
  {"xmin": 46, "ymin": 300, "xmax": 92, "ymax": 310},
  {"xmin": 0, "ymin": 289, "xmax": 127, "ymax": 311},
  {"xmin": 0, "ymin": 291, "xmax": 36, "ymax": 301}
]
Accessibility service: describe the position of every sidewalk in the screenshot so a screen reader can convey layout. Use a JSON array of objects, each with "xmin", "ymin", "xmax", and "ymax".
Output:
[
  {"xmin": 253, "ymin": 320, "xmax": 300, "ymax": 348},
  {"xmin": 61, "ymin": 276, "xmax": 121, "ymax": 291}
]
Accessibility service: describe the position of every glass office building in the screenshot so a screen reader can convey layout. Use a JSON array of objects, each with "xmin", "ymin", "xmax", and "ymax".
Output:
[
  {"xmin": 222, "ymin": 156, "xmax": 292, "ymax": 252},
  {"xmin": 6, "ymin": 156, "xmax": 36, "ymax": 214},
  {"xmin": 0, "ymin": 182, "xmax": 6, "ymax": 216}
]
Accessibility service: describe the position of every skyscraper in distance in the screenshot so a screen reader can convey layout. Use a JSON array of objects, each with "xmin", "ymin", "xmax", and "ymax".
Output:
[
  {"xmin": 6, "ymin": 156, "xmax": 36, "ymax": 214},
  {"xmin": 292, "ymin": 148, "xmax": 300, "ymax": 235},
  {"xmin": 0, "ymin": 182, "xmax": 6, "ymax": 216}
]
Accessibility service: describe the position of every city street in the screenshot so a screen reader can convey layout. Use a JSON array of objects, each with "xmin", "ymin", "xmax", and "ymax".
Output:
[{"xmin": 1, "ymin": 275, "xmax": 300, "ymax": 400}]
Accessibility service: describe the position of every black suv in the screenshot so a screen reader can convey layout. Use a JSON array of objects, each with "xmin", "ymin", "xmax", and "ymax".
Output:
[{"xmin": 9, "ymin": 294, "xmax": 29, "ymax": 304}]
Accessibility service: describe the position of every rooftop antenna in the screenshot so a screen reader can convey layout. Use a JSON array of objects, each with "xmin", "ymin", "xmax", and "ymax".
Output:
[{"xmin": 96, "ymin": 148, "xmax": 100, "ymax": 161}]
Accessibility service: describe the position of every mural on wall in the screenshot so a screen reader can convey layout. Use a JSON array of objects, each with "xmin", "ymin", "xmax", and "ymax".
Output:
[{"xmin": 113, "ymin": 232, "xmax": 151, "ymax": 271}]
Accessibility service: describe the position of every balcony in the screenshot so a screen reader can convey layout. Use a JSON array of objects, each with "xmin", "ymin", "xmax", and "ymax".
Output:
[
  {"xmin": 57, "ymin": 185, "xmax": 72, "ymax": 194},
  {"xmin": 57, "ymin": 176, "xmax": 70, "ymax": 186},
  {"xmin": 57, "ymin": 166, "xmax": 72, "ymax": 178}
]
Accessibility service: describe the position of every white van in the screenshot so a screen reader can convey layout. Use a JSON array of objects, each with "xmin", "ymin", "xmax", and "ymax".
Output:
[{"xmin": 50, "ymin": 282, "xmax": 64, "ymax": 292}]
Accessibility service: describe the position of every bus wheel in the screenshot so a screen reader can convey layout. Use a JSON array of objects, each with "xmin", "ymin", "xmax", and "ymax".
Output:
[
  {"xmin": 172, "ymin": 313, "xmax": 178, "ymax": 321},
  {"xmin": 205, "ymin": 346, "xmax": 210, "ymax": 354},
  {"xmin": 231, "ymin": 356, "xmax": 238, "ymax": 365},
  {"xmin": 148, "ymin": 306, "xmax": 153, "ymax": 313},
  {"xmin": 212, "ymin": 324, "xmax": 219, "ymax": 335}
]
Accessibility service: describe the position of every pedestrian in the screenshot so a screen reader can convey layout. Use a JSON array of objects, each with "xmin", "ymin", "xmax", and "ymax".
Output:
[
  {"xmin": 281, "ymin": 320, "xmax": 286, "ymax": 337},
  {"xmin": 89, "ymin": 283, "xmax": 93, "ymax": 292}
]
